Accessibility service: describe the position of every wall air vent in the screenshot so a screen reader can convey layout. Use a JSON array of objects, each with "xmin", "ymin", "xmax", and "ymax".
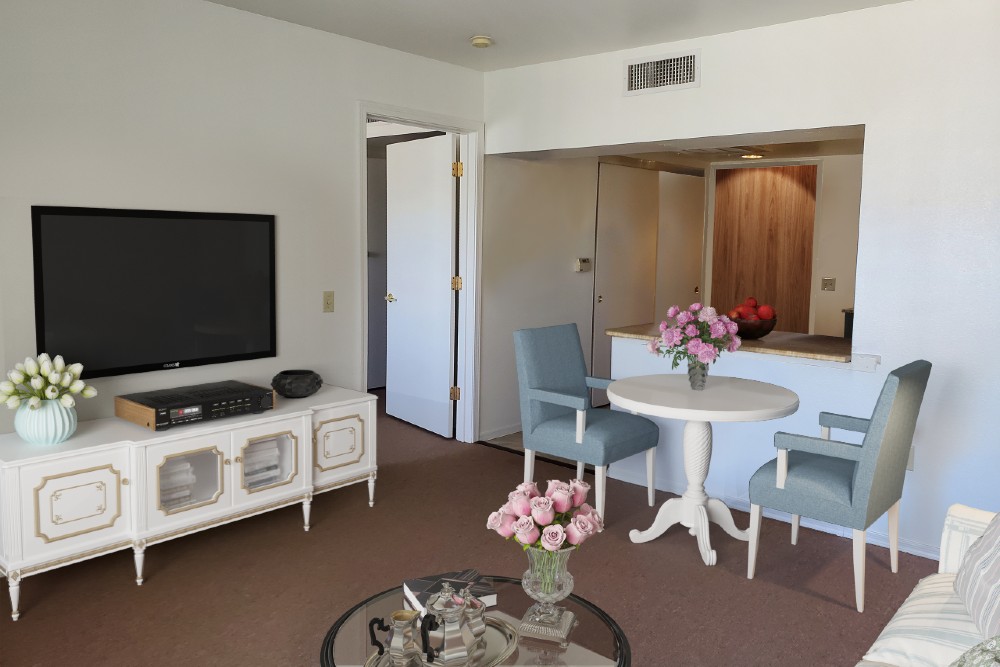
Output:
[{"xmin": 624, "ymin": 50, "xmax": 700, "ymax": 96}]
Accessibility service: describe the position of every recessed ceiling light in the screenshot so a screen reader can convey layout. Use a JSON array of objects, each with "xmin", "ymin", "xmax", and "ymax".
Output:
[
  {"xmin": 741, "ymin": 154, "xmax": 764, "ymax": 159},
  {"xmin": 470, "ymin": 35, "xmax": 494, "ymax": 48}
]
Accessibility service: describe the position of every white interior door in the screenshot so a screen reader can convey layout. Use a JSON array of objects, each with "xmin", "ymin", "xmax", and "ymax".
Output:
[
  {"xmin": 592, "ymin": 163, "xmax": 659, "ymax": 406},
  {"xmin": 385, "ymin": 134, "xmax": 456, "ymax": 437}
]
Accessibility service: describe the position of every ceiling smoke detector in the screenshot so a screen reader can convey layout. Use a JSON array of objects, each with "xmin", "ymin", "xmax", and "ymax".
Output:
[{"xmin": 470, "ymin": 35, "xmax": 494, "ymax": 48}]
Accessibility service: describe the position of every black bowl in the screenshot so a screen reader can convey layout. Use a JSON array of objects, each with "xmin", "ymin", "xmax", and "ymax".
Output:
[
  {"xmin": 734, "ymin": 317, "xmax": 777, "ymax": 340},
  {"xmin": 271, "ymin": 370, "xmax": 323, "ymax": 398}
]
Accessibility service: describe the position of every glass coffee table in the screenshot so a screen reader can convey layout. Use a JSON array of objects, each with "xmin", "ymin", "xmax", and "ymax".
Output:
[{"xmin": 320, "ymin": 575, "xmax": 629, "ymax": 666}]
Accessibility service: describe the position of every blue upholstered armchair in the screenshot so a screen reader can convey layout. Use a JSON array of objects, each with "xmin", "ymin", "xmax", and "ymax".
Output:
[
  {"xmin": 513, "ymin": 324, "xmax": 660, "ymax": 520},
  {"xmin": 746, "ymin": 360, "xmax": 932, "ymax": 612}
]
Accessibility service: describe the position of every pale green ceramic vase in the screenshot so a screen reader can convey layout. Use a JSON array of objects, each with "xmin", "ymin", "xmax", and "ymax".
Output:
[{"xmin": 14, "ymin": 399, "xmax": 78, "ymax": 444}]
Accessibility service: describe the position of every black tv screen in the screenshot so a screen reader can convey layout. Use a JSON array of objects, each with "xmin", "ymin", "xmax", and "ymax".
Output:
[{"xmin": 32, "ymin": 206, "xmax": 276, "ymax": 379}]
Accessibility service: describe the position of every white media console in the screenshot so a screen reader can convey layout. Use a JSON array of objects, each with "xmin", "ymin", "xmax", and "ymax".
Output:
[{"xmin": 0, "ymin": 384, "xmax": 376, "ymax": 620}]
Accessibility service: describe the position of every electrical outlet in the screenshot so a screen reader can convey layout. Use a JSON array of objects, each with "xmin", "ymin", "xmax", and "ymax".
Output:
[
  {"xmin": 322, "ymin": 291, "xmax": 335, "ymax": 313},
  {"xmin": 821, "ymin": 277, "xmax": 836, "ymax": 291}
]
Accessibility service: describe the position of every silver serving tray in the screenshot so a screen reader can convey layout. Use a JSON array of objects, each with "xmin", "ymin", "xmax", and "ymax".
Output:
[{"xmin": 365, "ymin": 616, "xmax": 519, "ymax": 667}]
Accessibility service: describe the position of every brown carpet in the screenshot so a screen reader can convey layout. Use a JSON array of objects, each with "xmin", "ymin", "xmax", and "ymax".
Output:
[{"xmin": 0, "ymin": 394, "xmax": 934, "ymax": 666}]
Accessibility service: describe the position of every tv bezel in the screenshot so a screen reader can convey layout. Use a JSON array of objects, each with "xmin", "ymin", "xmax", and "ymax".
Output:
[{"xmin": 31, "ymin": 205, "xmax": 277, "ymax": 379}]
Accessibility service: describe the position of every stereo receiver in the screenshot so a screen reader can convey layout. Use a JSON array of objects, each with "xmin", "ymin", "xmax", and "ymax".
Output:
[{"xmin": 114, "ymin": 380, "xmax": 275, "ymax": 431}]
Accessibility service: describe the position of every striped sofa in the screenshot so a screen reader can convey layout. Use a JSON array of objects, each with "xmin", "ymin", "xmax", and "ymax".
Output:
[{"xmin": 858, "ymin": 504, "xmax": 997, "ymax": 667}]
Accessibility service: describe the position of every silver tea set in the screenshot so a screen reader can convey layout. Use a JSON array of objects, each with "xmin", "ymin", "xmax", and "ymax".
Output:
[{"xmin": 369, "ymin": 582, "xmax": 489, "ymax": 667}]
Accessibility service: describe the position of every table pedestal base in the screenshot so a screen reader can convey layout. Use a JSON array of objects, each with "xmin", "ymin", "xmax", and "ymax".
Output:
[{"xmin": 629, "ymin": 420, "xmax": 748, "ymax": 566}]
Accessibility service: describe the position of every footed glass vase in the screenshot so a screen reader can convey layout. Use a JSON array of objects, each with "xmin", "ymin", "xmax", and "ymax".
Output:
[
  {"xmin": 687, "ymin": 359, "xmax": 708, "ymax": 390},
  {"xmin": 520, "ymin": 547, "xmax": 577, "ymax": 645}
]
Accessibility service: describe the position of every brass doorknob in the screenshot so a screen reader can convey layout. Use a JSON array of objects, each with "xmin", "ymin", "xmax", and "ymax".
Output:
[{"xmin": 385, "ymin": 293, "xmax": 397, "ymax": 302}]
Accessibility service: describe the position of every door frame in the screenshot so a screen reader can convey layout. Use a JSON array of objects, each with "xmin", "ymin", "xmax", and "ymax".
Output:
[{"xmin": 358, "ymin": 101, "xmax": 484, "ymax": 443}]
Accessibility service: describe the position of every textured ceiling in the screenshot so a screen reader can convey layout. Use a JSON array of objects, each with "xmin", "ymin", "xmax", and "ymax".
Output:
[{"xmin": 204, "ymin": 0, "xmax": 909, "ymax": 71}]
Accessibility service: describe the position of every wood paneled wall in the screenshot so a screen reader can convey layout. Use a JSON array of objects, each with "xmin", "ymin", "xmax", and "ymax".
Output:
[{"xmin": 712, "ymin": 165, "xmax": 817, "ymax": 333}]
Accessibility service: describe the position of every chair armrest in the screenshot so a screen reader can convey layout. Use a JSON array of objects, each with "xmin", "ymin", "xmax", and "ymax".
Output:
[
  {"xmin": 585, "ymin": 376, "xmax": 612, "ymax": 390},
  {"xmin": 939, "ymin": 503, "xmax": 998, "ymax": 574},
  {"xmin": 527, "ymin": 388, "xmax": 587, "ymax": 410},
  {"xmin": 775, "ymin": 432, "xmax": 864, "ymax": 461},
  {"xmin": 818, "ymin": 412, "xmax": 870, "ymax": 434}
]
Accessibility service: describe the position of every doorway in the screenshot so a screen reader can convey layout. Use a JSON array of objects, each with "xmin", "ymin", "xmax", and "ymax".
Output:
[{"xmin": 360, "ymin": 105, "xmax": 482, "ymax": 443}]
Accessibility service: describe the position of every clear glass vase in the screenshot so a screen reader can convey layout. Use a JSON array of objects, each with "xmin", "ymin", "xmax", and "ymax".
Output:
[
  {"xmin": 687, "ymin": 359, "xmax": 708, "ymax": 390},
  {"xmin": 520, "ymin": 547, "xmax": 576, "ymax": 642}
]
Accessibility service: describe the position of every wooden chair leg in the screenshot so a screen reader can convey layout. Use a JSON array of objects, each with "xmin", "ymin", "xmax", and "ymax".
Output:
[
  {"xmin": 747, "ymin": 504, "xmax": 762, "ymax": 579},
  {"xmin": 523, "ymin": 450, "xmax": 535, "ymax": 484},
  {"xmin": 595, "ymin": 465, "xmax": 607, "ymax": 521},
  {"xmin": 791, "ymin": 514, "xmax": 800, "ymax": 545},
  {"xmin": 888, "ymin": 501, "xmax": 900, "ymax": 574},
  {"xmin": 853, "ymin": 529, "xmax": 866, "ymax": 613},
  {"xmin": 646, "ymin": 447, "xmax": 656, "ymax": 507},
  {"xmin": 576, "ymin": 461, "xmax": 584, "ymax": 480}
]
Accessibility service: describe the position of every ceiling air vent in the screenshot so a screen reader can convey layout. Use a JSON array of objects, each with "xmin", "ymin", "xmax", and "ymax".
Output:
[{"xmin": 624, "ymin": 50, "xmax": 700, "ymax": 96}]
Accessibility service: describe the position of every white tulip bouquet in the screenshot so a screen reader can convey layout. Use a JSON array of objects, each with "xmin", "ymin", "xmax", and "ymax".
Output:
[{"xmin": 0, "ymin": 354, "xmax": 97, "ymax": 410}]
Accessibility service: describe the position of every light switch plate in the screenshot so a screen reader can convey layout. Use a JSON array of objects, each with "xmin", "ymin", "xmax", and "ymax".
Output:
[
  {"xmin": 323, "ymin": 291, "xmax": 335, "ymax": 313},
  {"xmin": 821, "ymin": 277, "xmax": 836, "ymax": 291}
]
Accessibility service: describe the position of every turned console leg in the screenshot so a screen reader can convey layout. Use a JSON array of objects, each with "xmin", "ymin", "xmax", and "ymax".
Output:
[
  {"xmin": 133, "ymin": 540, "xmax": 146, "ymax": 586},
  {"xmin": 302, "ymin": 494, "xmax": 313, "ymax": 532},
  {"xmin": 8, "ymin": 570, "xmax": 21, "ymax": 621},
  {"xmin": 368, "ymin": 474, "xmax": 376, "ymax": 508}
]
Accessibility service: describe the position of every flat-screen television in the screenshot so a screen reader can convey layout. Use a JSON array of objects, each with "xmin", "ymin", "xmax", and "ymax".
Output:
[{"xmin": 32, "ymin": 206, "xmax": 276, "ymax": 379}]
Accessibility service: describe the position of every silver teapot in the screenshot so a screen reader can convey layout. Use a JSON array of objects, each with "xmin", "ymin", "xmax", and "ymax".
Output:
[{"xmin": 368, "ymin": 582, "xmax": 488, "ymax": 667}]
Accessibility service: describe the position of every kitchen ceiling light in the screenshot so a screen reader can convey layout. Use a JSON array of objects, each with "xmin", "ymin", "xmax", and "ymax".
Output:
[
  {"xmin": 470, "ymin": 35, "xmax": 494, "ymax": 48},
  {"xmin": 741, "ymin": 154, "xmax": 764, "ymax": 159}
]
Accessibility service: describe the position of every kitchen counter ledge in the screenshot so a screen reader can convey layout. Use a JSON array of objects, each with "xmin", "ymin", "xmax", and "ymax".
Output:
[{"xmin": 606, "ymin": 323, "xmax": 852, "ymax": 363}]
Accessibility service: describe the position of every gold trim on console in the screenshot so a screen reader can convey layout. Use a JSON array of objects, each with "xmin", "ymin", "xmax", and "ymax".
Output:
[
  {"xmin": 33, "ymin": 464, "xmax": 123, "ymax": 544},
  {"xmin": 146, "ymin": 493, "xmax": 310, "ymax": 545},
  {"xmin": 239, "ymin": 430, "xmax": 299, "ymax": 494},
  {"xmin": 313, "ymin": 414, "xmax": 365, "ymax": 472},
  {"xmin": 21, "ymin": 540, "xmax": 133, "ymax": 576},
  {"xmin": 313, "ymin": 472, "xmax": 372, "ymax": 494},
  {"xmin": 156, "ymin": 446, "xmax": 225, "ymax": 515}
]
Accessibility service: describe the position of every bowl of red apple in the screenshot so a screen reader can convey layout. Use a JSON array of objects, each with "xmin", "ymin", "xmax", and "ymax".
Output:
[{"xmin": 727, "ymin": 298, "xmax": 777, "ymax": 340}]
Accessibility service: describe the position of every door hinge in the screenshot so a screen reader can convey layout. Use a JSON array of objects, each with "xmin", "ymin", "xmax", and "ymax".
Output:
[
  {"xmin": 451, "ymin": 276, "xmax": 463, "ymax": 291},
  {"xmin": 449, "ymin": 386, "xmax": 461, "ymax": 401},
  {"xmin": 452, "ymin": 161, "xmax": 464, "ymax": 177}
]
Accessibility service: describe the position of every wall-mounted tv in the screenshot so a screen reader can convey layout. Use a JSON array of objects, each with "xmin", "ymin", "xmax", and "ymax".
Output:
[{"xmin": 32, "ymin": 206, "xmax": 276, "ymax": 379}]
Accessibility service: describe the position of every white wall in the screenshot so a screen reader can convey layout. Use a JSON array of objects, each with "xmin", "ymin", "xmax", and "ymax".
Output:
[
  {"xmin": 0, "ymin": 0, "xmax": 482, "ymax": 430},
  {"xmin": 484, "ymin": 0, "xmax": 1000, "ymax": 553},
  {"xmin": 655, "ymin": 172, "xmax": 705, "ymax": 317},
  {"xmin": 812, "ymin": 154, "xmax": 862, "ymax": 336},
  {"xmin": 478, "ymin": 156, "xmax": 599, "ymax": 440}
]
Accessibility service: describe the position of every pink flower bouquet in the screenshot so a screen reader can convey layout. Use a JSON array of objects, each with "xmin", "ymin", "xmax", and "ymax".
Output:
[
  {"xmin": 647, "ymin": 302, "xmax": 741, "ymax": 368},
  {"xmin": 486, "ymin": 479, "xmax": 604, "ymax": 550}
]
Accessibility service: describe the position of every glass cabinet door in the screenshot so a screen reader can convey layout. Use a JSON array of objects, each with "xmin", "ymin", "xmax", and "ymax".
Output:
[
  {"xmin": 146, "ymin": 434, "xmax": 230, "ymax": 531},
  {"xmin": 231, "ymin": 420, "xmax": 305, "ymax": 503},
  {"xmin": 237, "ymin": 431, "xmax": 298, "ymax": 493}
]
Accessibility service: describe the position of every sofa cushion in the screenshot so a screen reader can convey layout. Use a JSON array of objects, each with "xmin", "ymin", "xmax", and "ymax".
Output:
[
  {"xmin": 862, "ymin": 574, "xmax": 983, "ymax": 667},
  {"xmin": 955, "ymin": 513, "xmax": 1000, "ymax": 637}
]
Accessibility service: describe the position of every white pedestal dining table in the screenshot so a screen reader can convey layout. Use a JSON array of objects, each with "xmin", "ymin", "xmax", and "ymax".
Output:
[{"xmin": 607, "ymin": 373, "xmax": 799, "ymax": 566}]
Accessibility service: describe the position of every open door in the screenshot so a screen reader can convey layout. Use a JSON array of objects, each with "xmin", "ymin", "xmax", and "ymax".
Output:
[
  {"xmin": 384, "ymin": 134, "xmax": 457, "ymax": 437},
  {"xmin": 591, "ymin": 163, "xmax": 659, "ymax": 405}
]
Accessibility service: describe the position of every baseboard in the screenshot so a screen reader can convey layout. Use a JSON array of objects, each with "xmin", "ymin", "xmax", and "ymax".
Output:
[
  {"xmin": 603, "ymin": 468, "xmax": 941, "ymax": 561},
  {"xmin": 722, "ymin": 495, "xmax": 941, "ymax": 561},
  {"xmin": 478, "ymin": 423, "xmax": 521, "ymax": 442}
]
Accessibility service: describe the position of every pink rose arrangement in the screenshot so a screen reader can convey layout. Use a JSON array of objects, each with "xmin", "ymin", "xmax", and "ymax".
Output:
[
  {"xmin": 647, "ymin": 302, "xmax": 741, "ymax": 368},
  {"xmin": 486, "ymin": 479, "xmax": 604, "ymax": 551}
]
